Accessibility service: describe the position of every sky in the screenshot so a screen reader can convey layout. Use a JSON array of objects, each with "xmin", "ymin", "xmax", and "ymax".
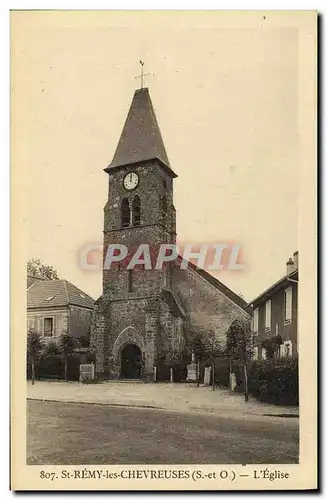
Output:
[{"xmin": 12, "ymin": 11, "xmax": 300, "ymax": 302}]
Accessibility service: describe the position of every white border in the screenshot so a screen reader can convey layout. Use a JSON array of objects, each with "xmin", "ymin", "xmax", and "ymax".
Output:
[{"xmin": 4, "ymin": 3, "xmax": 323, "ymax": 499}]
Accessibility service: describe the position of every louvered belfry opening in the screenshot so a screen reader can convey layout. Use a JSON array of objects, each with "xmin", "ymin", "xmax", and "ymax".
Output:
[
  {"xmin": 132, "ymin": 195, "xmax": 141, "ymax": 226},
  {"xmin": 121, "ymin": 198, "xmax": 130, "ymax": 227}
]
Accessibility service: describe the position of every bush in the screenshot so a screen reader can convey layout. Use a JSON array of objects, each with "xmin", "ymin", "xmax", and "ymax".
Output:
[
  {"xmin": 249, "ymin": 358, "xmax": 298, "ymax": 406},
  {"xmin": 38, "ymin": 354, "xmax": 63, "ymax": 380},
  {"xmin": 74, "ymin": 347, "xmax": 96, "ymax": 364},
  {"xmin": 37, "ymin": 354, "xmax": 81, "ymax": 381},
  {"xmin": 44, "ymin": 342, "xmax": 60, "ymax": 356},
  {"xmin": 213, "ymin": 359, "xmax": 230, "ymax": 388}
]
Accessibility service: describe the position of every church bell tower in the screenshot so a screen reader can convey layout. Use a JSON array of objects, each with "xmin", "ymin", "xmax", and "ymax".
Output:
[
  {"xmin": 93, "ymin": 86, "xmax": 179, "ymax": 380},
  {"xmin": 103, "ymin": 87, "xmax": 177, "ymax": 300}
]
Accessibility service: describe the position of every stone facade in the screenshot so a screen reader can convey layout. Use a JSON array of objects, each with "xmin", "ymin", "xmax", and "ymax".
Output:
[
  {"xmin": 90, "ymin": 87, "xmax": 250, "ymax": 380},
  {"xmin": 172, "ymin": 263, "xmax": 250, "ymax": 349}
]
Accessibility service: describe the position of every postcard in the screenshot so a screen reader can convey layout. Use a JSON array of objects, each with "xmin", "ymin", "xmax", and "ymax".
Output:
[{"xmin": 11, "ymin": 10, "xmax": 317, "ymax": 491}]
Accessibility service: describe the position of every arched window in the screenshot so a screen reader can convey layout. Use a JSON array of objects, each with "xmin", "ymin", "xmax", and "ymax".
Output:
[
  {"xmin": 121, "ymin": 198, "xmax": 130, "ymax": 228},
  {"xmin": 132, "ymin": 195, "xmax": 141, "ymax": 226}
]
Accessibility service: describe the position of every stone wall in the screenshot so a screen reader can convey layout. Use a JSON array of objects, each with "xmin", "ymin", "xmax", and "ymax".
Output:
[
  {"xmin": 91, "ymin": 296, "xmax": 163, "ymax": 379},
  {"xmin": 172, "ymin": 264, "xmax": 250, "ymax": 347},
  {"xmin": 90, "ymin": 303, "xmax": 105, "ymax": 374},
  {"xmin": 91, "ymin": 293, "xmax": 186, "ymax": 380},
  {"xmin": 104, "ymin": 162, "xmax": 174, "ymax": 232}
]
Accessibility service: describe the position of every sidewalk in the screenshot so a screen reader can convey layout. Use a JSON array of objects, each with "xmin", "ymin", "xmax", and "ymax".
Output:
[{"xmin": 27, "ymin": 380, "xmax": 299, "ymax": 421}]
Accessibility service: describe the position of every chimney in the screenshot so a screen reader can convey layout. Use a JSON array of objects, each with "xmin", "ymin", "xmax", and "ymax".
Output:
[
  {"xmin": 293, "ymin": 251, "xmax": 299, "ymax": 270},
  {"xmin": 286, "ymin": 257, "xmax": 295, "ymax": 275}
]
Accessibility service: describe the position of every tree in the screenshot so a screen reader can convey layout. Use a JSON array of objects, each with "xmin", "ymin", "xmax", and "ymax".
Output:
[
  {"xmin": 167, "ymin": 349, "xmax": 188, "ymax": 382},
  {"xmin": 207, "ymin": 330, "xmax": 222, "ymax": 391},
  {"xmin": 188, "ymin": 331, "xmax": 208, "ymax": 386},
  {"xmin": 59, "ymin": 333, "xmax": 77, "ymax": 382},
  {"xmin": 226, "ymin": 318, "xmax": 252, "ymax": 402},
  {"xmin": 27, "ymin": 330, "xmax": 44, "ymax": 385},
  {"xmin": 188, "ymin": 329, "xmax": 222, "ymax": 388},
  {"xmin": 43, "ymin": 341, "xmax": 60, "ymax": 356},
  {"xmin": 27, "ymin": 258, "xmax": 59, "ymax": 280},
  {"xmin": 262, "ymin": 335, "xmax": 283, "ymax": 359}
]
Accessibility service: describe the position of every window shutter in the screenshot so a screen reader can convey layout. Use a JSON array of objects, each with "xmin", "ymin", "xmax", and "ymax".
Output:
[
  {"xmin": 253, "ymin": 308, "xmax": 259, "ymax": 332},
  {"xmin": 265, "ymin": 300, "xmax": 271, "ymax": 330},
  {"xmin": 285, "ymin": 287, "xmax": 292, "ymax": 322},
  {"xmin": 285, "ymin": 341, "xmax": 292, "ymax": 357}
]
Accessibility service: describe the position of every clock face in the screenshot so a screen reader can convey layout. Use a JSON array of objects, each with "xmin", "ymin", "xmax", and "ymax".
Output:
[{"xmin": 123, "ymin": 172, "xmax": 139, "ymax": 191}]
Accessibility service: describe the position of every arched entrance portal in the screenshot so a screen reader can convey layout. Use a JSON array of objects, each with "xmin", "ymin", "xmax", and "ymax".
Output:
[{"xmin": 120, "ymin": 343, "xmax": 142, "ymax": 379}]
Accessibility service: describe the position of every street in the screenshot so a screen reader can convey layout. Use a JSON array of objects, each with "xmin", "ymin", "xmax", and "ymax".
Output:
[{"xmin": 27, "ymin": 400, "xmax": 299, "ymax": 465}]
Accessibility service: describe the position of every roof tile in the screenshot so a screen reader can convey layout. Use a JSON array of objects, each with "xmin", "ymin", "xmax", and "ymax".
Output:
[{"xmin": 27, "ymin": 279, "xmax": 94, "ymax": 309}]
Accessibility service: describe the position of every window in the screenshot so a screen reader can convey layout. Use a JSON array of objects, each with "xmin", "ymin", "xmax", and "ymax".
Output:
[
  {"xmin": 253, "ymin": 346, "xmax": 259, "ymax": 360},
  {"xmin": 281, "ymin": 340, "xmax": 292, "ymax": 357},
  {"xmin": 285, "ymin": 286, "xmax": 292, "ymax": 324},
  {"xmin": 44, "ymin": 317, "xmax": 54, "ymax": 337},
  {"xmin": 253, "ymin": 308, "xmax": 259, "ymax": 332},
  {"xmin": 160, "ymin": 195, "xmax": 168, "ymax": 219},
  {"xmin": 132, "ymin": 195, "xmax": 141, "ymax": 226},
  {"xmin": 27, "ymin": 318, "xmax": 34, "ymax": 331},
  {"xmin": 261, "ymin": 347, "xmax": 267, "ymax": 360},
  {"xmin": 265, "ymin": 300, "xmax": 271, "ymax": 332},
  {"xmin": 128, "ymin": 269, "xmax": 133, "ymax": 293},
  {"xmin": 121, "ymin": 198, "xmax": 130, "ymax": 228}
]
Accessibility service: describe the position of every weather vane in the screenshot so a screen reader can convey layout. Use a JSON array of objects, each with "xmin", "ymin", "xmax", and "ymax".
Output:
[{"xmin": 135, "ymin": 60, "xmax": 153, "ymax": 89}]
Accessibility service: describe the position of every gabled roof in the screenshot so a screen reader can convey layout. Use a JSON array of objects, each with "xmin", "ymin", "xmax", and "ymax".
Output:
[
  {"xmin": 248, "ymin": 269, "xmax": 298, "ymax": 306},
  {"xmin": 27, "ymin": 279, "xmax": 95, "ymax": 310},
  {"xmin": 161, "ymin": 288, "xmax": 186, "ymax": 318},
  {"xmin": 105, "ymin": 88, "xmax": 177, "ymax": 177},
  {"xmin": 177, "ymin": 256, "xmax": 250, "ymax": 313}
]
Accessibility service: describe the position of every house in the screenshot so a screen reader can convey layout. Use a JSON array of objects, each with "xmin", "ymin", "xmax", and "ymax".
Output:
[
  {"xmin": 90, "ymin": 86, "xmax": 251, "ymax": 380},
  {"xmin": 249, "ymin": 251, "xmax": 299, "ymax": 360},
  {"xmin": 27, "ymin": 277, "xmax": 95, "ymax": 342}
]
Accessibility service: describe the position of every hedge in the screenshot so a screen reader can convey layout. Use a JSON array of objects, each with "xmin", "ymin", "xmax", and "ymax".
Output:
[
  {"xmin": 213, "ymin": 359, "xmax": 230, "ymax": 388},
  {"xmin": 211, "ymin": 357, "xmax": 298, "ymax": 406},
  {"xmin": 27, "ymin": 353, "xmax": 94, "ymax": 381},
  {"xmin": 248, "ymin": 358, "xmax": 298, "ymax": 406}
]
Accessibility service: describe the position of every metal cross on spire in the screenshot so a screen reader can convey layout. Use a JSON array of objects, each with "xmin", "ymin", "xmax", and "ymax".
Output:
[{"xmin": 135, "ymin": 60, "xmax": 151, "ymax": 89}]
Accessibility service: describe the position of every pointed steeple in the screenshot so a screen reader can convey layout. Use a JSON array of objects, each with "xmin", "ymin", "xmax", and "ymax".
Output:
[{"xmin": 105, "ymin": 88, "xmax": 177, "ymax": 177}]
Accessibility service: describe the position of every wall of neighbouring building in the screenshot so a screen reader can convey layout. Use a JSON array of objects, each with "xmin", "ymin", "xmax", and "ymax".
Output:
[
  {"xmin": 68, "ymin": 305, "xmax": 93, "ymax": 340},
  {"xmin": 27, "ymin": 308, "xmax": 68, "ymax": 340},
  {"xmin": 253, "ymin": 280, "xmax": 298, "ymax": 357}
]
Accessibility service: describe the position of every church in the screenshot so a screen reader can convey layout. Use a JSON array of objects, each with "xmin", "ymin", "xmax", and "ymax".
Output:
[{"xmin": 90, "ymin": 85, "xmax": 250, "ymax": 380}]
